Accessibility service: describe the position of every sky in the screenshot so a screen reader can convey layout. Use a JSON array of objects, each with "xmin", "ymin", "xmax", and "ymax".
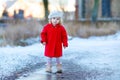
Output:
[{"xmin": 0, "ymin": 31, "xmax": 120, "ymax": 80}]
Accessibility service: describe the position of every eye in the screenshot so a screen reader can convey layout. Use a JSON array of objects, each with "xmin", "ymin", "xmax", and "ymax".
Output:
[
  {"xmin": 56, "ymin": 18, "xmax": 60, "ymax": 20},
  {"xmin": 52, "ymin": 17, "xmax": 60, "ymax": 20},
  {"xmin": 53, "ymin": 17, "xmax": 56, "ymax": 19}
]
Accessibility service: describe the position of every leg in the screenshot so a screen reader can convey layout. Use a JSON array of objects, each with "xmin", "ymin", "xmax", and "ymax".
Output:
[
  {"xmin": 56, "ymin": 57, "xmax": 61, "ymax": 64},
  {"xmin": 56, "ymin": 58, "xmax": 62, "ymax": 73},
  {"xmin": 46, "ymin": 57, "xmax": 52, "ymax": 73},
  {"xmin": 46, "ymin": 57, "xmax": 52, "ymax": 65}
]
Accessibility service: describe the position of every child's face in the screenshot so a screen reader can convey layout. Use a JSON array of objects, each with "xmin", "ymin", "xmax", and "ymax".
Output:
[{"xmin": 51, "ymin": 17, "xmax": 60, "ymax": 26}]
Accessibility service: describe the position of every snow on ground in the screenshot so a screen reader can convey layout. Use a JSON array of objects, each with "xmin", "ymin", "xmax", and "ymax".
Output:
[
  {"xmin": 0, "ymin": 31, "xmax": 120, "ymax": 79},
  {"xmin": 63, "ymin": 38, "xmax": 120, "ymax": 69},
  {"xmin": 0, "ymin": 44, "xmax": 45, "ymax": 77}
]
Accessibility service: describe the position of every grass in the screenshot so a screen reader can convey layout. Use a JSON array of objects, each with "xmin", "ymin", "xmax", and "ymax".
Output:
[
  {"xmin": 0, "ymin": 20, "xmax": 120, "ymax": 46},
  {"xmin": 64, "ymin": 21, "xmax": 120, "ymax": 38},
  {"xmin": 0, "ymin": 19, "xmax": 42, "ymax": 46}
]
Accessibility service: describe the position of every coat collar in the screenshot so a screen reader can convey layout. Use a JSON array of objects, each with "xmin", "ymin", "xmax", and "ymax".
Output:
[{"xmin": 49, "ymin": 23, "xmax": 61, "ymax": 27}]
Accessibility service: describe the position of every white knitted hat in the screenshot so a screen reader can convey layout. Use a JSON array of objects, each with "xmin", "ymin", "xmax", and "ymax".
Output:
[{"xmin": 48, "ymin": 11, "xmax": 63, "ymax": 19}]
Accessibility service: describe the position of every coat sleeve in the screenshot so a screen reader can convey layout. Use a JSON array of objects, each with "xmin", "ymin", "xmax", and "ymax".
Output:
[
  {"xmin": 61, "ymin": 26, "xmax": 68, "ymax": 47},
  {"xmin": 40, "ymin": 26, "xmax": 47, "ymax": 43}
]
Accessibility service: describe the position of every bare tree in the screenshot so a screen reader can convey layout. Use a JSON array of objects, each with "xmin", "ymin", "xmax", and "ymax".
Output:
[
  {"xmin": 43, "ymin": 0, "xmax": 49, "ymax": 20},
  {"xmin": 91, "ymin": 0, "xmax": 99, "ymax": 22}
]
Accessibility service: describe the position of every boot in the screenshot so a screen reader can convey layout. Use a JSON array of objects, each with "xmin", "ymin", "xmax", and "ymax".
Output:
[
  {"xmin": 46, "ymin": 64, "xmax": 52, "ymax": 73},
  {"xmin": 56, "ymin": 64, "xmax": 62, "ymax": 73}
]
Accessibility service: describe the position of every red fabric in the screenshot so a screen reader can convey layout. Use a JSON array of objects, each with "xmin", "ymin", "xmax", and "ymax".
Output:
[{"xmin": 40, "ymin": 23, "xmax": 68, "ymax": 58}]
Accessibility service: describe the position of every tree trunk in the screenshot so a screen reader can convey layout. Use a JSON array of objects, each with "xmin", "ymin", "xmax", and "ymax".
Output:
[
  {"xmin": 43, "ymin": 0, "xmax": 49, "ymax": 20},
  {"xmin": 91, "ymin": 0, "xmax": 99, "ymax": 22},
  {"xmin": 81, "ymin": 0, "xmax": 86, "ymax": 19}
]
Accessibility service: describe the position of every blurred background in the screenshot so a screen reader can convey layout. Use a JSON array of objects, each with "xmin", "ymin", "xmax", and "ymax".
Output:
[
  {"xmin": 0, "ymin": 0, "xmax": 120, "ymax": 46},
  {"xmin": 0, "ymin": 0, "xmax": 75, "ymax": 19}
]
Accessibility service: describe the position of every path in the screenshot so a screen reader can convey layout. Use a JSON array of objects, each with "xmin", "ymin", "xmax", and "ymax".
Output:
[{"xmin": 15, "ymin": 40, "xmax": 120, "ymax": 80}]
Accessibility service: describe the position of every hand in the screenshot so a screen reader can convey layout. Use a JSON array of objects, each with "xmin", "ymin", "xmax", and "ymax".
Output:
[
  {"xmin": 42, "ymin": 42, "xmax": 46, "ymax": 45},
  {"xmin": 63, "ymin": 46, "xmax": 67, "ymax": 49}
]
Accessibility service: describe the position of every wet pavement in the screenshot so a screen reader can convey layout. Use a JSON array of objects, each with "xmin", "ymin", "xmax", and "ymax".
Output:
[
  {"xmin": 15, "ymin": 60, "xmax": 119, "ymax": 80},
  {"xmin": 14, "ymin": 41, "xmax": 120, "ymax": 80}
]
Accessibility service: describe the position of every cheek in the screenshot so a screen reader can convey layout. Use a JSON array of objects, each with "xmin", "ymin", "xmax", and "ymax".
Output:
[
  {"xmin": 57, "ymin": 20, "xmax": 60, "ymax": 23},
  {"xmin": 51, "ymin": 19, "xmax": 54, "ymax": 22}
]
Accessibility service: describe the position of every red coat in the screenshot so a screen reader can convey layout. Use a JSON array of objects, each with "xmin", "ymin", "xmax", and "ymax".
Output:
[{"xmin": 40, "ymin": 23, "xmax": 68, "ymax": 58}]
